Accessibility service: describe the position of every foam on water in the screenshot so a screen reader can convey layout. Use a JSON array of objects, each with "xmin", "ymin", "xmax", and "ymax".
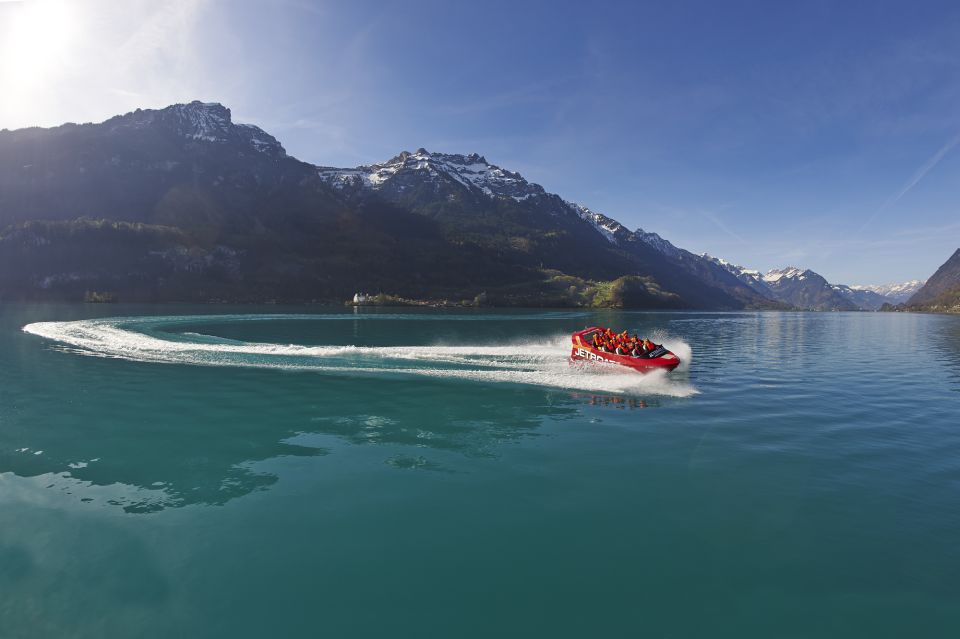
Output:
[{"xmin": 23, "ymin": 315, "xmax": 697, "ymax": 397}]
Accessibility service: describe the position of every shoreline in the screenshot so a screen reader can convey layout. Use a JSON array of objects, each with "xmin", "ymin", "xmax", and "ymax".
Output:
[{"xmin": 4, "ymin": 297, "xmax": 958, "ymax": 314}]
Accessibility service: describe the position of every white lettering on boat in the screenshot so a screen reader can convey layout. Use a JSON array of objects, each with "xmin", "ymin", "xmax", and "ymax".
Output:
[{"xmin": 574, "ymin": 348, "xmax": 615, "ymax": 364}]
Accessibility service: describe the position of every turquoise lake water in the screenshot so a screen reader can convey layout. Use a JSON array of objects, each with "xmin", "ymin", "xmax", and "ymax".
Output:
[{"xmin": 2, "ymin": 304, "xmax": 959, "ymax": 637}]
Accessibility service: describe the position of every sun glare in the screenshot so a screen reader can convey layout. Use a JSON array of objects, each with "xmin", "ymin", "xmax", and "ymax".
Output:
[{"xmin": 1, "ymin": 0, "xmax": 76, "ymax": 114}]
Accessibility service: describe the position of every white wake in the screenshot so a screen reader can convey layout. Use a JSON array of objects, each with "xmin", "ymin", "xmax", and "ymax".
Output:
[{"xmin": 23, "ymin": 316, "xmax": 697, "ymax": 397}]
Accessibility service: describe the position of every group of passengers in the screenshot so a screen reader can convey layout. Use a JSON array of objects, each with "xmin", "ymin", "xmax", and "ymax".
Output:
[{"xmin": 592, "ymin": 328, "xmax": 658, "ymax": 358}]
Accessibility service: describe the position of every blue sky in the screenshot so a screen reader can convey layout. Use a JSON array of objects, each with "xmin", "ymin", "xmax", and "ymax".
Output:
[{"xmin": 2, "ymin": 0, "xmax": 959, "ymax": 284}]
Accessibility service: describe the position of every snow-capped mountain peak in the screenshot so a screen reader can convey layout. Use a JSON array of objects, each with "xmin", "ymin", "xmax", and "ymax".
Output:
[
  {"xmin": 319, "ymin": 149, "xmax": 690, "ymax": 254},
  {"xmin": 107, "ymin": 101, "xmax": 286, "ymax": 157},
  {"xmin": 319, "ymin": 149, "xmax": 665, "ymax": 249},
  {"xmin": 317, "ymin": 148, "xmax": 546, "ymax": 201},
  {"xmin": 763, "ymin": 266, "xmax": 807, "ymax": 283}
]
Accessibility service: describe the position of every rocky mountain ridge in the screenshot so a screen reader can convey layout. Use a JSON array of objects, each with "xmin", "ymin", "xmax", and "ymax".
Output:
[
  {"xmin": 318, "ymin": 149, "xmax": 541, "ymax": 201},
  {"xmin": 897, "ymin": 249, "xmax": 960, "ymax": 312},
  {"xmin": 104, "ymin": 101, "xmax": 287, "ymax": 156}
]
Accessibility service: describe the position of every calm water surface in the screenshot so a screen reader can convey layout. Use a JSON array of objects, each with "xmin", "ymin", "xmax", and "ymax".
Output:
[{"xmin": 1, "ymin": 304, "xmax": 958, "ymax": 638}]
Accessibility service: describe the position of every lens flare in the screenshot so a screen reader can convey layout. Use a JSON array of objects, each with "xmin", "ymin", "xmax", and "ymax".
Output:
[{"xmin": 1, "ymin": 0, "xmax": 76, "ymax": 115}]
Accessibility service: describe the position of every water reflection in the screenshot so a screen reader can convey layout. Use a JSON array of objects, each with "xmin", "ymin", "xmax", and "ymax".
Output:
[
  {"xmin": 0, "ymin": 366, "xmax": 585, "ymax": 513},
  {"xmin": 930, "ymin": 315, "xmax": 960, "ymax": 390},
  {"xmin": 571, "ymin": 394, "xmax": 655, "ymax": 409},
  {"xmin": 0, "ymin": 491, "xmax": 172, "ymax": 634},
  {"xmin": 0, "ymin": 430, "xmax": 329, "ymax": 514}
]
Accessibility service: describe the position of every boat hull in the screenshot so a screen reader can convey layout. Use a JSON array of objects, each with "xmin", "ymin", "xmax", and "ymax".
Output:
[{"xmin": 570, "ymin": 327, "xmax": 680, "ymax": 372}]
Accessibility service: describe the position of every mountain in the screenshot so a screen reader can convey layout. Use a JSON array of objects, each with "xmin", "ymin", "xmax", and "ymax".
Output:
[
  {"xmin": 3, "ymin": 101, "xmax": 930, "ymax": 310},
  {"xmin": 829, "ymin": 284, "xmax": 889, "ymax": 311},
  {"xmin": 754, "ymin": 267, "xmax": 858, "ymax": 311},
  {"xmin": 317, "ymin": 149, "xmax": 543, "ymax": 203},
  {"xmin": 0, "ymin": 101, "xmax": 301, "ymax": 229},
  {"xmin": 851, "ymin": 280, "xmax": 925, "ymax": 304},
  {"xmin": 0, "ymin": 102, "xmax": 790, "ymax": 307},
  {"xmin": 611, "ymin": 228, "xmax": 785, "ymax": 309},
  {"xmin": 702, "ymin": 255, "xmax": 920, "ymax": 310},
  {"xmin": 0, "ymin": 102, "xmax": 524, "ymax": 302},
  {"xmin": 700, "ymin": 256, "xmax": 855, "ymax": 310},
  {"xmin": 316, "ymin": 149, "xmax": 782, "ymax": 309},
  {"xmin": 899, "ymin": 249, "xmax": 960, "ymax": 312},
  {"xmin": 702, "ymin": 255, "xmax": 773, "ymax": 296}
]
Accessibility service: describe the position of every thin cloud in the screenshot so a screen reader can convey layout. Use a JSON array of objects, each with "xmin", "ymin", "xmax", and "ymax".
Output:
[
  {"xmin": 699, "ymin": 207, "xmax": 748, "ymax": 245},
  {"xmin": 858, "ymin": 130, "xmax": 960, "ymax": 234},
  {"xmin": 890, "ymin": 131, "xmax": 960, "ymax": 204}
]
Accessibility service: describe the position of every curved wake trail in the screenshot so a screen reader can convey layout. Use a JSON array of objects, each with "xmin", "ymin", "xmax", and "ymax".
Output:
[{"xmin": 23, "ymin": 315, "xmax": 697, "ymax": 397}]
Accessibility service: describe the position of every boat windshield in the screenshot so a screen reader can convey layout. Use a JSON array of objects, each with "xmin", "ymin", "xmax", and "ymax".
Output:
[{"xmin": 580, "ymin": 330, "xmax": 600, "ymax": 343}]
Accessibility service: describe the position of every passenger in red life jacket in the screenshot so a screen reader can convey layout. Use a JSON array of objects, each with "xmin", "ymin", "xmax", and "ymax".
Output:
[
  {"xmin": 596, "ymin": 336, "xmax": 610, "ymax": 352},
  {"xmin": 596, "ymin": 335, "xmax": 610, "ymax": 352}
]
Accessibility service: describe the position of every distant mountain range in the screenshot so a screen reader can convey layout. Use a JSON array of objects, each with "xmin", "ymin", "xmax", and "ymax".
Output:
[
  {"xmin": 851, "ymin": 280, "xmax": 925, "ymax": 303},
  {"xmin": 0, "ymin": 100, "xmax": 934, "ymax": 309},
  {"xmin": 695, "ymin": 256, "xmax": 921, "ymax": 311}
]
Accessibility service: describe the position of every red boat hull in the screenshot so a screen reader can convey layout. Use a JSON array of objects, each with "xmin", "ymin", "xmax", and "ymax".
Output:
[{"xmin": 570, "ymin": 326, "xmax": 680, "ymax": 372}]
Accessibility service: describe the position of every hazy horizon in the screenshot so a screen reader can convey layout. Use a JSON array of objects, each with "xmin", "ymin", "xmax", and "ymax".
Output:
[{"xmin": 2, "ymin": 0, "xmax": 958, "ymax": 284}]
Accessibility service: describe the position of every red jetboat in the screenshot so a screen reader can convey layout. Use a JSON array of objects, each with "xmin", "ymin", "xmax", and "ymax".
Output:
[{"xmin": 570, "ymin": 326, "xmax": 680, "ymax": 372}]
